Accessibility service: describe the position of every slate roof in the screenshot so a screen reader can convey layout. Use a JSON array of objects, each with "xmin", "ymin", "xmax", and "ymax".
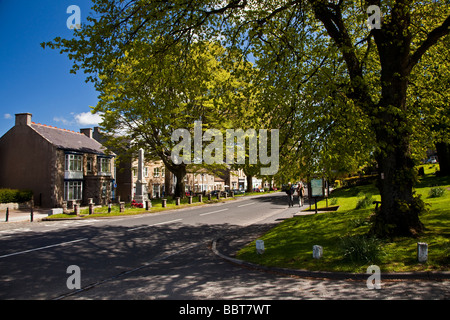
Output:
[{"xmin": 30, "ymin": 122, "xmax": 114, "ymax": 156}]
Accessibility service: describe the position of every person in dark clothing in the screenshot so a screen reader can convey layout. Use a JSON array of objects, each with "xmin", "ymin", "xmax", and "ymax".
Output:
[{"xmin": 286, "ymin": 183, "xmax": 295, "ymax": 207}]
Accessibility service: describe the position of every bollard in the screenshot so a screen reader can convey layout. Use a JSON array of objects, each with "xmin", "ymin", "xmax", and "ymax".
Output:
[
  {"xmin": 188, "ymin": 196, "xmax": 193, "ymax": 204},
  {"xmin": 313, "ymin": 245, "xmax": 323, "ymax": 259},
  {"xmin": 5, "ymin": 208, "xmax": 9, "ymax": 222},
  {"xmin": 145, "ymin": 200, "xmax": 151, "ymax": 210},
  {"xmin": 199, "ymin": 194, "xmax": 203, "ymax": 202},
  {"xmin": 162, "ymin": 199, "xmax": 167, "ymax": 208},
  {"xmin": 224, "ymin": 192, "xmax": 228, "ymax": 199},
  {"xmin": 89, "ymin": 203, "xmax": 94, "ymax": 215},
  {"xmin": 216, "ymin": 193, "xmax": 220, "ymax": 200},
  {"xmin": 30, "ymin": 207, "xmax": 33, "ymax": 222},
  {"xmin": 208, "ymin": 194, "xmax": 212, "ymax": 201},
  {"xmin": 231, "ymin": 191, "xmax": 234, "ymax": 198},
  {"xmin": 119, "ymin": 202, "xmax": 125, "ymax": 212},
  {"xmin": 108, "ymin": 201, "xmax": 112, "ymax": 213},
  {"xmin": 74, "ymin": 204, "xmax": 80, "ymax": 216},
  {"xmin": 417, "ymin": 242, "xmax": 428, "ymax": 263},
  {"xmin": 175, "ymin": 197, "xmax": 180, "ymax": 206},
  {"xmin": 62, "ymin": 201, "xmax": 68, "ymax": 214},
  {"xmin": 256, "ymin": 240, "xmax": 265, "ymax": 254}
]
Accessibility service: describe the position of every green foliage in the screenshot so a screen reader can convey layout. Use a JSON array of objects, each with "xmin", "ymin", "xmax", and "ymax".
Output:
[
  {"xmin": 429, "ymin": 186, "xmax": 446, "ymax": 198},
  {"xmin": 41, "ymin": 0, "xmax": 450, "ymax": 233},
  {"xmin": 340, "ymin": 235, "xmax": 384, "ymax": 265},
  {"xmin": 0, "ymin": 189, "xmax": 33, "ymax": 204},
  {"xmin": 355, "ymin": 194, "xmax": 374, "ymax": 209}
]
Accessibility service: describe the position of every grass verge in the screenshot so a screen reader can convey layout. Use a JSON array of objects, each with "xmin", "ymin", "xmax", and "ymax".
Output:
[{"xmin": 236, "ymin": 164, "xmax": 449, "ymax": 273}]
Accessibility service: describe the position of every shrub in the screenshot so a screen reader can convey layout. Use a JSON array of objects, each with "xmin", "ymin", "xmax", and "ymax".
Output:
[
  {"xmin": 340, "ymin": 235, "xmax": 384, "ymax": 265},
  {"xmin": 329, "ymin": 197, "xmax": 338, "ymax": 206},
  {"xmin": 355, "ymin": 194, "xmax": 374, "ymax": 209},
  {"xmin": 0, "ymin": 189, "xmax": 33, "ymax": 203},
  {"xmin": 429, "ymin": 186, "xmax": 446, "ymax": 198}
]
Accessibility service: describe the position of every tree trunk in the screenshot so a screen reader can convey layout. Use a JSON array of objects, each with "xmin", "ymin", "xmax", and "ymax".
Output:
[
  {"xmin": 246, "ymin": 175, "xmax": 253, "ymax": 193},
  {"xmin": 369, "ymin": 58, "xmax": 425, "ymax": 238},
  {"xmin": 436, "ymin": 142, "xmax": 450, "ymax": 176},
  {"xmin": 173, "ymin": 165, "xmax": 187, "ymax": 199}
]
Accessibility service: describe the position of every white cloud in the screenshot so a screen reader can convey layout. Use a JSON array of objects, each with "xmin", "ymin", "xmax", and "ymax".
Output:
[
  {"xmin": 53, "ymin": 116, "xmax": 72, "ymax": 125},
  {"xmin": 4, "ymin": 113, "xmax": 12, "ymax": 119},
  {"xmin": 74, "ymin": 112, "xmax": 103, "ymax": 126}
]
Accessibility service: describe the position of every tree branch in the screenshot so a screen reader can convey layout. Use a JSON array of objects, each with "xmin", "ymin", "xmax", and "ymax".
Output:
[{"xmin": 408, "ymin": 14, "xmax": 450, "ymax": 73}]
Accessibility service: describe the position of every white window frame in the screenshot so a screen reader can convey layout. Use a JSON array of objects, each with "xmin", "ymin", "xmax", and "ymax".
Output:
[
  {"xmin": 64, "ymin": 181, "xmax": 83, "ymax": 201},
  {"xmin": 98, "ymin": 157, "xmax": 111, "ymax": 175},
  {"xmin": 65, "ymin": 154, "xmax": 83, "ymax": 172}
]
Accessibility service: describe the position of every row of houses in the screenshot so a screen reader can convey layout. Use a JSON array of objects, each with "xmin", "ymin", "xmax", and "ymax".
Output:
[{"xmin": 0, "ymin": 113, "xmax": 269, "ymax": 208}]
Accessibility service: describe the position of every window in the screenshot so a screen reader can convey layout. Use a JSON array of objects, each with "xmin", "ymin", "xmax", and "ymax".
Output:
[
  {"xmin": 161, "ymin": 167, "xmax": 165, "ymax": 178},
  {"xmin": 87, "ymin": 157, "xmax": 93, "ymax": 173},
  {"xmin": 102, "ymin": 181, "xmax": 108, "ymax": 197},
  {"xmin": 144, "ymin": 167, "xmax": 149, "ymax": 177},
  {"xmin": 64, "ymin": 181, "xmax": 83, "ymax": 201},
  {"xmin": 153, "ymin": 167, "xmax": 160, "ymax": 178},
  {"xmin": 152, "ymin": 184, "xmax": 160, "ymax": 198},
  {"xmin": 65, "ymin": 154, "xmax": 82, "ymax": 172},
  {"xmin": 98, "ymin": 157, "xmax": 111, "ymax": 174}
]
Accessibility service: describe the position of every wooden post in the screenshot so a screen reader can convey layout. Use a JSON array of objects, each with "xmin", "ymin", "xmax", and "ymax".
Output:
[
  {"xmin": 198, "ymin": 194, "xmax": 203, "ymax": 202},
  {"xmin": 30, "ymin": 207, "xmax": 33, "ymax": 222},
  {"xmin": 5, "ymin": 208, "xmax": 9, "ymax": 222},
  {"xmin": 188, "ymin": 196, "xmax": 193, "ymax": 204},
  {"xmin": 119, "ymin": 202, "xmax": 125, "ymax": 213},
  {"xmin": 175, "ymin": 197, "xmax": 180, "ymax": 206},
  {"xmin": 162, "ymin": 199, "xmax": 167, "ymax": 208}
]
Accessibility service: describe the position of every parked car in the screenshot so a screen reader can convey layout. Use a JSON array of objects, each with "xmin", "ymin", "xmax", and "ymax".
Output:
[{"xmin": 427, "ymin": 156, "xmax": 438, "ymax": 164}]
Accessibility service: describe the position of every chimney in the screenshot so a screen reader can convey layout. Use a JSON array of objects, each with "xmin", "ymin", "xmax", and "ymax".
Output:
[
  {"xmin": 15, "ymin": 113, "xmax": 32, "ymax": 126},
  {"xmin": 80, "ymin": 128, "xmax": 93, "ymax": 139}
]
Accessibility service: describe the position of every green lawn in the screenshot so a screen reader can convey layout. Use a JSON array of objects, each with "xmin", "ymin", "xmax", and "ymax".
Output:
[{"xmin": 236, "ymin": 164, "xmax": 450, "ymax": 273}]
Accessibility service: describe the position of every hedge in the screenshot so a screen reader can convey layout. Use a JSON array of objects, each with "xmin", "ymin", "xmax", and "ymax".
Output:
[{"xmin": 0, "ymin": 189, "xmax": 33, "ymax": 204}]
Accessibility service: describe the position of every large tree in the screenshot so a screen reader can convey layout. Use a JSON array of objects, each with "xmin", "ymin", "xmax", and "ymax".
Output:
[{"xmin": 43, "ymin": 0, "xmax": 449, "ymax": 237}]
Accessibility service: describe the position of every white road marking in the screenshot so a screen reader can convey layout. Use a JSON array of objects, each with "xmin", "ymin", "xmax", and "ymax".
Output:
[
  {"xmin": 237, "ymin": 202, "xmax": 256, "ymax": 207},
  {"xmin": 128, "ymin": 219, "xmax": 182, "ymax": 231},
  {"xmin": 0, "ymin": 238, "xmax": 88, "ymax": 259},
  {"xmin": 199, "ymin": 208, "xmax": 229, "ymax": 216}
]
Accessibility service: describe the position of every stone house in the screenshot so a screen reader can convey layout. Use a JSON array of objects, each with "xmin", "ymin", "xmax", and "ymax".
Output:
[{"xmin": 0, "ymin": 113, "xmax": 115, "ymax": 208}]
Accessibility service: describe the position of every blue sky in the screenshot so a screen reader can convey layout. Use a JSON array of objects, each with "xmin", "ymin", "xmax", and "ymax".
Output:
[{"xmin": 0, "ymin": 0, "xmax": 100, "ymax": 137}]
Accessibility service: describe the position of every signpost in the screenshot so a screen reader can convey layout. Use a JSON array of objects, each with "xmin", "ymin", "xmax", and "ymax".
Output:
[{"xmin": 310, "ymin": 178, "xmax": 324, "ymax": 214}]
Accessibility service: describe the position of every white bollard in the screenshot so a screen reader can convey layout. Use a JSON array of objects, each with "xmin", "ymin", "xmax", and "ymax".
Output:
[
  {"xmin": 417, "ymin": 242, "xmax": 428, "ymax": 263},
  {"xmin": 256, "ymin": 240, "xmax": 265, "ymax": 254},
  {"xmin": 313, "ymin": 245, "xmax": 323, "ymax": 259}
]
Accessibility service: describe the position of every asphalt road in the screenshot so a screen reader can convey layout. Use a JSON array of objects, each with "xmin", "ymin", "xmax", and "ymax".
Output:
[{"xmin": 0, "ymin": 192, "xmax": 448, "ymax": 304}]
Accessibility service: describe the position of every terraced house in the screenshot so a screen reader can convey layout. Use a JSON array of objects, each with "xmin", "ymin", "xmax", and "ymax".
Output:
[{"xmin": 0, "ymin": 113, "xmax": 115, "ymax": 208}]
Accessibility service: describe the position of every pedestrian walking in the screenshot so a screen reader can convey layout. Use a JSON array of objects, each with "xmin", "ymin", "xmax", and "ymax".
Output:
[
  {"xmin": 297, "ymin": 182, "xmax": 304, "ymax": 207},
  {"xmin": 286, "ymin": 183, "xmax": 295, "ymax": 207}
]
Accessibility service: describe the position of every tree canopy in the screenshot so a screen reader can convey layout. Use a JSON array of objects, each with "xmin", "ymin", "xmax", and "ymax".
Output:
[{"xmin": 42, "ymin": 0, "xmax": 450, "ymax": 237}]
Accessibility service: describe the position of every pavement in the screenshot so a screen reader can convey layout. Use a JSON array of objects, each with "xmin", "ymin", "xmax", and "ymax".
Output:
[{"xmin": 0, "ymin": 208, "xmax": 50, "ymax": 223}]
